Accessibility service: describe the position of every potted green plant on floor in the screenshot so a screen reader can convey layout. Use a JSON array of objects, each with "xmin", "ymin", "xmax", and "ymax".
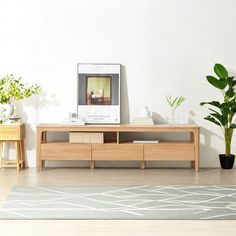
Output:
[
  {"xmin": 200, "ymin": 63, "xmax": 236, "ymax": 169},
  {"xmin": 0, "ymin": 74, "xmax": 42, "ymax": 121}
]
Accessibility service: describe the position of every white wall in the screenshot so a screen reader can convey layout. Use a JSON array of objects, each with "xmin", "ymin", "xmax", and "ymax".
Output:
[{"xmin": 1, "ymin": 0, "xmax": 236, "ymax": 168}]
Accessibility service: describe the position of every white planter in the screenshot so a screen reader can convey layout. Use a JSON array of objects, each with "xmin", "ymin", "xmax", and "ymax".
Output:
[{"xmin": 0, "ymin": 103, "xmax": 14, "ymax": 120}]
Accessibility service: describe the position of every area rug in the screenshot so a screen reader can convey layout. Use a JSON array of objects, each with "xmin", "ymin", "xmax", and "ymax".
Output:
[{"xmin": 0, "ymin": 185, "xmax": 236, "ymax": 220}]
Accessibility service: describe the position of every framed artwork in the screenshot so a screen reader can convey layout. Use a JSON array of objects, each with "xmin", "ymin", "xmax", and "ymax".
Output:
[{"xmin": 77, "ymin": 64, "xmax": 120, "ymax": 124}]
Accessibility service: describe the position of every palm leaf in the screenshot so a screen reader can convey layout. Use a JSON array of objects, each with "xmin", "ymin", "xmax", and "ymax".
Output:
[{"xmin": 204, "ymin": 116, "xmax": 221, "ymax": 126}]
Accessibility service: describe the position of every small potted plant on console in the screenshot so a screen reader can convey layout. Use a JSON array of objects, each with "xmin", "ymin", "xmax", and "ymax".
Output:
[
  {"xmin": 200, "ymin": 64, "xmax": 236, "ymax": 169},
  {"xmin": 166, "ymin": 95, "xmax": 185, "ymax": 125}
]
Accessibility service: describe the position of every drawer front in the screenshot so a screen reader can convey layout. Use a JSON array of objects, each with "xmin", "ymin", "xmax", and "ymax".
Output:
[
  {"xmin": 41, "ymin": 143, "xmax": 91, "ymax": 160},
  {"xmin": 92, "ymin": 144, "xmax": 143, "ymax": 160},
  {"xmin": 0, "ymin": 127, "xmax": 21, "ymax": 140},
  {"xmin": 144, "ymin": 144, "xmax": 195, "ymax": 160}
]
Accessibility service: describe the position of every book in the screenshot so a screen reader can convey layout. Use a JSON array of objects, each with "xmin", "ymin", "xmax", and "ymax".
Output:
[{"xmin": 133, "ymin": 140, "xmax": 159, "ymax": 144}]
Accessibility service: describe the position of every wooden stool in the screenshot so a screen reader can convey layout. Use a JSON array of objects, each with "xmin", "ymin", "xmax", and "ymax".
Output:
[{"xmin": 0, "ymin": 124, "xmax": 25, "ymax": 171}]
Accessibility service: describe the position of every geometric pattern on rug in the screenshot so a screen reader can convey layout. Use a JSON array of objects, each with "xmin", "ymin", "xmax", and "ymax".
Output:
[{"xmin": 1, "ymin": 185, "xmax": 236, "ymax": 219}]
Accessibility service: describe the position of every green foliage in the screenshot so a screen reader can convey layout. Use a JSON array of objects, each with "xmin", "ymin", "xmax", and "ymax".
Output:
[
  {"xmin": 166, "ymin": 95, "xmax": 185, "ymax": 115},
  {"xmin": 0, "ymin": 74, "xmax": 42, "ymax": 104},
  {"xmin": 200, "ymin": 64, "xmax": 236, "ymax": 156},
  {"xmin": 206, "ymin": 76, "xmax": 227, "ymax": 89},
  {"xmin": 214, "ymin": 63, "xmax": 228, "ymax": 78}
]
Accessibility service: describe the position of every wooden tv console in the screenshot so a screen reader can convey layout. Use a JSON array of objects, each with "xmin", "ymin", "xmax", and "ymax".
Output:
[{"xmin": 36, "ymin": 124, "xmax": 200, "ymax": 172}]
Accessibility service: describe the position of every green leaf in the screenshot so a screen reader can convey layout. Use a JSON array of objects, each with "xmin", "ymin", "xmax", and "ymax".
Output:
[
  {"xmin": 166, "ymin": 95, "xmax": 184, "ymax": 109},
  {"xmin": 176, "ymin": 96, "xmax": 185, "ymax": 106},
  {"xmin": 204, "ymin": 116, "xmax": 221, "ymax": 126},
  {"xmin": 0, "ymin": 75, "xmax": 42, "ymax": 103},
  {"xmin": 200, "ymin": 101, "xmax": 221, "ymax": 109},
  {"xmin": 214, "ymin": 63, "xmax": 228, "ymax": 78},
  {"xmin": 165, "ymin": 96, "xmax": 172, "ymax": 107},
  {"xmin": 226, "ymin": 88, "xmax": 235, "ymax": 98},
  {"xmin": 210, "ymin": 111, "xmax": 227, "ymax": 126},
  {"xmin": 221, "ymin": 102, "xmax": 231, "ymax": 109},
  {"xmin": 209, "ymin": 108, "xmax": 219, "ymax": 113},
  {"xmin": 227, "ymin": 76, "xmax": 234, "ymax": 85},
  {"xmin": 171, "ymin": 97, "xmax": 178, "ymax": 107},
  {"xmin": 206, "ymin": 75, "xmax": 227, "ymax": 89},
  {"xmin": 230, "ymin": 124, "xmax": 236, "ymax": 128},
  {"xmin": 232, "ymin": 103, "xmax": 236, "ymax": 112}
]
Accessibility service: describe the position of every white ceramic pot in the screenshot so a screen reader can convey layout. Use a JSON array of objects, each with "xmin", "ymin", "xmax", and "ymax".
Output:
[
  {"xmin": 0, "ymin": 103, "xmax": 14, "ymax": 120},
  {"xmin": 139, "ymin": 106, "xmax": 151, "ymax": 118}
]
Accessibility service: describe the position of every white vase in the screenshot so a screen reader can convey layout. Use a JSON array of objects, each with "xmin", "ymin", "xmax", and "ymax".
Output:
[
  {"xmin": 139, "ymin": 106, "xmax": 151, "ymax": 118},
  {"xmin": 0, "ymin": 103, "xmax": 14, "ymax": 120}
]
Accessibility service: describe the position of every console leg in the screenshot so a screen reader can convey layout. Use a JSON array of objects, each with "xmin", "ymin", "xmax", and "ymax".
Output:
[
  {"xmin": 141, "ymin": 160, "xmax": 145, "ymax": 170},
  {"xmin": 191, "ymin": 161, "xmax": 195, "ymax": 168},
  {"xmin": 90, "ymin": 160, "xmax": 95, "ymax": 169}
]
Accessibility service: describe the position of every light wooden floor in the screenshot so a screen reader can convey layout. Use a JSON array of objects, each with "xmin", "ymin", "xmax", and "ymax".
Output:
[{"xmin": 0, "ymin": 167, "xmax": 236, "ymax": 236}]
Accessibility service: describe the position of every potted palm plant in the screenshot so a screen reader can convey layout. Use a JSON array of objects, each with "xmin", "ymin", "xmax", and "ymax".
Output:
[
  {"xmin": 200, "ymin": 64, "xmax": 236, "ymax": 169},
  {"xmin": 0, "ymin": 74, "xmax": 41, "ymax": 121}
]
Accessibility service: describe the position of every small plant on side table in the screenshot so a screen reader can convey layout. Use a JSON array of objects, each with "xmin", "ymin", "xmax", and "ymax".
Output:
[
  {"xmin": 200, "ymin": 63, "xmax": 236, "ymax": 169},
  {"xmin": 0, "ymin": 74, "xmax": 42, "ymax": 121}
]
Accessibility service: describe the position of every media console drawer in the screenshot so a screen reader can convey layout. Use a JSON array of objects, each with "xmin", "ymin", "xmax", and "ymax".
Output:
[
  {"xmin": 144, "ymin": 144, "xmax": 195, "ymax": 161},
  {"xmin": 41, "ymin": 143, "xmax": 91, "ymax": 160},
  {"xmin": 92, "ymin": 144, "xmax": 143, "ymax": 160}
]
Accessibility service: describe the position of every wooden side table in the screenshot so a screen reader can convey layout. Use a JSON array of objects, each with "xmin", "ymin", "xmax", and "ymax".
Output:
[{"xmin": 0, "ymin": 124, "xmax": 25, "ymax": 171}]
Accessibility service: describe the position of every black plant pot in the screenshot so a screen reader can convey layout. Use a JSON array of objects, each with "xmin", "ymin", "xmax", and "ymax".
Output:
[{"xmin": 219, "ymin": 154, "xmax": 235, "ymax": 169}]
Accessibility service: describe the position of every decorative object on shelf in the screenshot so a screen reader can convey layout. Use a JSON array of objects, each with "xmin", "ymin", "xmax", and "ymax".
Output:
[
  {"xmin": 200, "ymin": 63, "xmax": 236, "ymax": 169},
  {"xmin": 69, "ymin": 112, "xmax": 77, "ymax": 119},
  {"xmin": 0, "ymin": 104, "xmax": 14, "ymax": 121},
  {"xmin": 0, "ymin": 74, "xmax": 42, "ymax": 121},
  {"xmin": 132, "ymin": 117, "xmax": 154, "ymax": 125},
  {"xmin": 132, "ymin": 106, "xmax": 154, "ymax": 125},
  {"xmin": 166, "ymin": 95, "xmax": 185, "ymax": 125},
  {"xmin": 2, "ymin": 113, "xmax": 21, "ymax": 124},
  {"xmin": 62, "ymin": 112, "xmax": 85, "ymax": 125},
  {"xmin": 139, "ymin": 106, "xmax": 151, "ymax": 118},
  {"xmin": 0, "ymin": 107, "xmax": 5, "ymax": 124}
]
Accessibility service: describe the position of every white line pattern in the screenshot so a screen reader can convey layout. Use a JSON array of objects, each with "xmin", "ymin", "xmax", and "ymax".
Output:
[{"xmin": 0, "ymin": 185, "xmax": 236, "ymax": 219}]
